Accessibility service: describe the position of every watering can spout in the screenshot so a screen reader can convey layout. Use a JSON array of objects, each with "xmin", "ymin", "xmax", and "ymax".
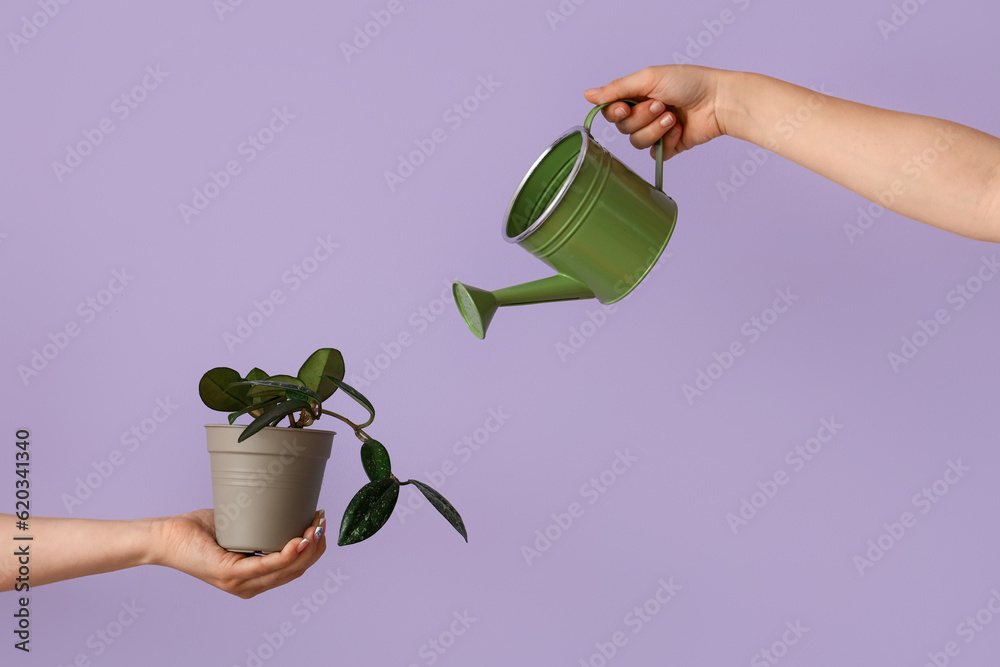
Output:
[{"xmin": 453, "ymin": 274, "xmax": 593, "ymax": 339}]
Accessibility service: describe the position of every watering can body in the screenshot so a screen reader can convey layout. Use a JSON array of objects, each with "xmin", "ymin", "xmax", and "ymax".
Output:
[{"xmin": 454, "ymin": 102, "xmax": 678, "ymax": 339}]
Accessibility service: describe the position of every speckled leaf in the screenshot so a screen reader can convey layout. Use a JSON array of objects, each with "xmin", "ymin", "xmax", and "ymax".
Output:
[
  {"xmin": 360, "ymin": 440, "xmax": 392, "ymax": 481},
  {"xmin": 322, "ymin": 375, "xmax": 375, "ymax": 428},
  {"xmin": 338, "ymin": 478, "xmax": 399, "ymax": 546},
  {"xmin": 409, "ymin": 480, "xmax": 468, "ymax": 542}
]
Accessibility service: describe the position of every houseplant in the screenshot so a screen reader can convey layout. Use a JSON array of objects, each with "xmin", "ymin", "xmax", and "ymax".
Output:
[{"xmin": 199, "ymin": 347, "xmax": 466, "ymax": 552}]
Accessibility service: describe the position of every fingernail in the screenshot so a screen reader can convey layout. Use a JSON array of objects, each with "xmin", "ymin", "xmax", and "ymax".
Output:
[
  {"xmin": 659, "ymin": 113, "xmax": 674, "ymax": 127},
  {"xmin": 315, "ymin": 525, "xmax": 325, "ymax": 541},
  {"xmin": 584, "ymin": 88, "xmax": 598, "ymax": 96},
  {"xmin": 613, "ymin": 107, "xmax": 627, "ymax": 120},
  {"xmin": 296, "ymin": 539, "xmax": 309, "ymax": 554},
  {"xmin": 318, "ymin": 509, "xmax": 326, "ymax": 520},
  {"xmin": 649, "ymin": 101, "xmax": 665, "ymax": 114}
]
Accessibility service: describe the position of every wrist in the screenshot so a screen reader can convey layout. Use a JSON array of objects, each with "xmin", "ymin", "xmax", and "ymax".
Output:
[
  {"xmin": 143, "ymin": 517, "xmax": 172, "ymax": 568},
  {"xmin": 714, "ymin": 69, "xmax": 755, "ymax": 142}
]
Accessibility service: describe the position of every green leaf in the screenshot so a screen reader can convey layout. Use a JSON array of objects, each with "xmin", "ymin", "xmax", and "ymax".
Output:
[
  {"xmin": 285, "ymin": 389, "xmax": 319, "ymax": 408},
  {"xmin": 226, "ymin": 397, "xmax": 281, "ymax": 425},
  {"xmin": 338, "ymin": 478, "xmax": 399, "ymax": 546},
  {"xmin": 299, "ymin": 349, "xmax": 345, "ymax": 401},
  {"xmin": 241, "ymin": 376, "xmax": 316, "ymax": 401},
  {"xmin": 322, "ymin": 375, "xmax": 375, "ymax": 428},
  {"xmin": 245, "ymin": 368, "xmax": 268, "ymax": 403},
  {"xmin": 360, "ymin": 440, "xmax": 392, "ymax": 481},
  {"xmin": 238, "ymin": 398, "xmax": 312, "ymax": 442},
  {"xmin": 245, "ymin": 368, "xmax": 268, "ymax": 382},
  {"xmin": 199, "ymin": 367, "xmax": 249, "ymax": 412},
  {"xmin": 409, "ymin": 480, "xmax": 468, "ymax": 542}
]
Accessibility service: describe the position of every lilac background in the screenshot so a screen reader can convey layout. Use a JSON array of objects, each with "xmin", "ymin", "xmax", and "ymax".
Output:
[{"xmin": 3, "ymin": 0, "xmax": 1000, "ymax": 665}]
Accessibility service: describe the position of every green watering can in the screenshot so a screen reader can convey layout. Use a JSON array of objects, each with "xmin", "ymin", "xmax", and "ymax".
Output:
[{"xmin": 453, "ymin": 100, "xmax": 678, "ymax": 339}]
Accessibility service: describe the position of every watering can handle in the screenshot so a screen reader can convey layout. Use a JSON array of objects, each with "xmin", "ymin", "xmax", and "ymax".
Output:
[{"xmin": 583, "ymin": 99, "xmax": 664, "ymax": 192}]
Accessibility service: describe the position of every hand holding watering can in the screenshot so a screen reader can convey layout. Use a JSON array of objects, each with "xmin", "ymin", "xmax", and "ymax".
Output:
[{"xmin": 453, "ymin": 99, "xmax": 679, "ymax": 339}]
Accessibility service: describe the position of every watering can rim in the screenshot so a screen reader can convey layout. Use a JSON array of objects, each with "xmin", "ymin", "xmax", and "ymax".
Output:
[{"xmin": 501, "ymin": 124, "xmax": 592, "ymax": 245}]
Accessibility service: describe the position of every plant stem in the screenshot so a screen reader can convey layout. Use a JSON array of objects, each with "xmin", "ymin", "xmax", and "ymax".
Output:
[
  {"xmin": 239, "ymin": 397, "xmax": 281, "ymax": 420},
  {"xmin": 320, "ymin": 409, "xmax": 370, "ymax": 441}
]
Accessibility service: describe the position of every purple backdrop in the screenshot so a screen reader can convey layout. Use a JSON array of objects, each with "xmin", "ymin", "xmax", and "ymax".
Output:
[{"xmin": 3, "ymin": 0, "xmax": 1000, "ymax": 665}]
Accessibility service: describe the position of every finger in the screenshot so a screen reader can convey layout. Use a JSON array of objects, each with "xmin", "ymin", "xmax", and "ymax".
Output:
[
  {"xmin": 303, "ymin": 519, "xmax": 327, "ymax": 569},
  {"xmin": 312, "ymin": 526, "xmax": 327, "ymax": 561},
  {"xmin": 230, "ymin": 534, "xmax": 304, "ymax": 580},
  {"xmin": 615, "ymin": 99, "xmax": 671, "ymax": 134},
  {"xmin": 240, "ymin": 534, "xmax": 320, "ymax": 597},
  {"xmin": 628, "ymin": 115, "xmax": 676, "ymax": 151},
  {"xmin": 264, "ymin": 519, "xmax": 327, "ymax": 577},
  {"xmin": 303, "ymin": 510, "xmax": 327, "ymax": 563},
  {"xmin": 584, "ymin": 66, "xmax": 662, "ymax": 105},
  {"xmin": 224, "ymin": 512, "xmax": 329, "ymax": 597},
  {"xmin": 648, "ymin": 124, "xmax": 684, "ymax": 160},
  {"xmin": 299, "ymin": 520, "xmax": 326, "ymax": 561},
  {"xmin": 662, "ymin": 125, "xmax": 684, "ymax": 160},
  {"xmin": 600, "ymin": 100, "xmax": 634, "ymax": 123}
]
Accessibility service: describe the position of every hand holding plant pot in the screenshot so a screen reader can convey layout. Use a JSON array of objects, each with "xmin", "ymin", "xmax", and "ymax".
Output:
[{"xmin": 200, "ymin": 348, "xmax": 467, "ymax": 553}]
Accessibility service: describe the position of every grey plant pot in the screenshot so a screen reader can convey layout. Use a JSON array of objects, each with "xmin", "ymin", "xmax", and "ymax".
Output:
[{"xmin": 206, "ymin": 424, "xmax": 334, "ymax": 553}]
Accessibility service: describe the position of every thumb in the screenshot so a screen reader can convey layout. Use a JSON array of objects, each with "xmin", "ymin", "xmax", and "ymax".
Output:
[{"xmin": 584, "ymin": 67, "xmax": 660, "ymax": 105}]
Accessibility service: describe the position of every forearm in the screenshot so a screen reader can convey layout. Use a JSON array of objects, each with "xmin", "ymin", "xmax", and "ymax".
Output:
[
  {"xmin": 0, "ymin": 514, "xmax": 164, "ymax": 590},
  {"xmin": 717, "ymin": 70, "xmax": 1000, "ymax": 241}
]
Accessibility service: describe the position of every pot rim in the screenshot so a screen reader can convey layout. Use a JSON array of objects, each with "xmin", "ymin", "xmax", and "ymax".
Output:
[{"xmin": 203, "ymin": 423, "xmax": 337, "ymax": 436}]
